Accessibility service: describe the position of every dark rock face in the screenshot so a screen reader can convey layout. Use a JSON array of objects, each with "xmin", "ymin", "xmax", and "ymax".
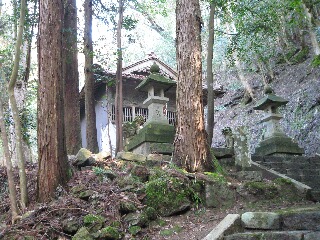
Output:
[
  {"xmin": 212, "ymin": 57, "xmax": 320, "ymax": 156},
  {"xmin": 282, "ymin": 212, "xmax": 320, "ymax": 231}
]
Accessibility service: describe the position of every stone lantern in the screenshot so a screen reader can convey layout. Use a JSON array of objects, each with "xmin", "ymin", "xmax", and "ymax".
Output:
[
  {"xmin": 125, "ymin": 63, "xmax": 176, "ymax": 155},
  {"xmin": 253, "ymin": 87, "xmax": 304, "ymax": 156},
  {"xmin": 136, "ymin": 63, "xmax": 175, "ymax": 124}
]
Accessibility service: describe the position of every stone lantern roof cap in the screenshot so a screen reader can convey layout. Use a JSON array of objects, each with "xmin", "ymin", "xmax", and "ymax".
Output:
[
  {"xmin": 136, "ymin": 63, "xmax": 176, "ymax": 92},
  {"xmin": 253, "ymin": 93, "xmax": 289, "ymax": 110}
]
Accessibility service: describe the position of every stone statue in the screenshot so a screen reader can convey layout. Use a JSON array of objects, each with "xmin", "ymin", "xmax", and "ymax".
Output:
[{"xmin": 222, "ymin": 127, "xmax": 234, "ymax": 149}]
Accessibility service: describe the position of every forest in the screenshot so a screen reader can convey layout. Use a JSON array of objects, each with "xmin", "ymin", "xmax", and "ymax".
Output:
[{"xmin": 0, "ymin": 0, "xmax": 319, "ymax": 239}]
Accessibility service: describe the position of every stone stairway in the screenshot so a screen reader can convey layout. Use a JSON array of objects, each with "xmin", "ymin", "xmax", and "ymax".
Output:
[
  {"xmin": 252, "ymin": 155, "xmax": 320, "ymax": 200},
  {"xmin": 204, "ymin": 205, "xmax": 320, "ymax": 240}
]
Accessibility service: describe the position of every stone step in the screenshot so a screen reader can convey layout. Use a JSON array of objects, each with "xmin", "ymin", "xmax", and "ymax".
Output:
[
  {"xmin": 224, "ymin": 231, "xmax": 310, "ymax": 240},
  {"xmin": 282, "ymin": 210, "xmax": 320, "ymax": 231}
]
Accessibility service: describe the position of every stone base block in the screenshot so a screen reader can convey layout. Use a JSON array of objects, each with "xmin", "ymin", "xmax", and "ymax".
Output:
[
  {"xmin": 254, "ymin": 136, "xmax": 304, "ymax": 156},
  {"xmin": 126, "ymin": 122, "xmax": 174, "ymax": 153}
]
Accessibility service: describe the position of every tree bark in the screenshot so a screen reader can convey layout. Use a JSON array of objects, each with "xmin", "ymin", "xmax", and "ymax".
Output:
[
  {"xmin": 84, "ymin": 0, "xmax": 99, "ymax": 153},
  {"xmin": 63, "ymin": 0, "xmax": 81, "ymax": 155},
  {"xmin": 0, "ymin": 75, "xmax": 19, "ymax": 224},
  {"xmin": 37, "ymin": 0, "xmax": 70, "ymax": 202},
  {"xmin": 206, "ymin": 1, "xmax": 215, "ymax": 147},
  {"xmin": 174, "ymin": 0, "xmax": 213, "ymax": 172},
  {"xmin": 115, "ymin": 0, "xmax": 124, "ymax": 154},
  {"xmin": 8, "ymin": 0, "xmax": 28, "ymax": 209}
]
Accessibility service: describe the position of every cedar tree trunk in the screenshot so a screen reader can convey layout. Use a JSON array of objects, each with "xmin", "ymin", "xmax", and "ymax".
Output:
[
  {"xmin": 37, "ymin": 0, "xmax": 70, "ymax": 202},
  {"xmin": 115, "ymin": 0, "xmax": 124, "ymax": 154},
  {"xmin": 174, "ymin": 0, "xmax": 213, "ymax": 172},
  {"xmin": 84, "ymin": 0, "xmax": 99, "ymax": 153},
  {"xmin": 63, "ymin": 0, "xmax": 81, "ymax": 155}
]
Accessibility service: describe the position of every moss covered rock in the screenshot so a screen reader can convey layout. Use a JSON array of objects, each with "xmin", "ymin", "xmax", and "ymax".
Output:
[
  {"xmin": 83, "ymin": 214, "xmax": 105, "ymax": 232},
  {"xmin": 99, "ymin": 226, "xmax": 121, "ymax": 239},
  {"xmin": 72, "ymin": 227, "xmax": 94, "ymax": 240}
]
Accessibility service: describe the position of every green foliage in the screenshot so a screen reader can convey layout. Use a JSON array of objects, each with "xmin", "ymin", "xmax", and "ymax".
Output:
[
  {"xmin": 160, "ymin": 226, "xmax": 182, "ymax": 236},
  {"xmin": 92, "ymin": 166, "xmax": 109, "ymax": 176},
  {"xmin": 273, "ymin": 178, "xmax": 293, "ymax": 185},
  {"xmin": 100, "ymin": 226, "xmax": 121, "ymax": 239},
  {"xmin": 311, "ymin": 54, "xmax": 320, "ymax": 67},
  {"xmin": 145, "ymin": 170, "xmax": 201, "ymax": 211},
  {"xmin": 83, "ymin": 214, "xmax": 105, "ymax": 225},
  {"xmin": 129, "ymin": 225, "xmax": 141, "ymax": 236},
  {"xmin": 291, "ymin": 47, "xmax": 309, "ymax": 64},
  {"xmin": 244, "ymin": 181, "xmax": 278, "ymax": 199}
]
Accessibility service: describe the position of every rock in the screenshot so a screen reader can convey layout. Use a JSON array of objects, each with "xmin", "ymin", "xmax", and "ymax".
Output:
[
  {"xmin": 119, "ymin": 201, "xmax": 137, "ymax": 215},
  {"xmin": 212, "ymin": 147, "xmax": 234, "ymax": 159},
  {"xmin": 74, "ymin": 148, "xmax": 96, "ymax": 168},
  {"xmin": 203, "ymin": 214, "xmax": 241, "ymax": 240},
  {"xmin": 304, "ymin": 231, "xmax": 320, "ymax": 240},
  {"xmin": 116, "ymin": 152, "xmax": 146, "ymax": 162},
  {"xmin": 236, "ymin": 171, "xmax": 263, "ymax": 181},
  {"xmin": 72, "ymin": 227, "xmax": 94, "ymax": 240},
  {"xmin": 99, "ymin": 226, "xmax": 121, "ymax": 239},
  {"xmin": 205, "ymin": 181, "xmax": 235, "ymax": 208},
  {"xmin": 123, "ymin": 212, "xmax": 149, "ymax": 227},
  {"xmin": 130, "ymin": 165, "xmax": 150, "ymax": 182},
  {"xmin": 143, "ymin": 207, "xmax": 157, "ymax": 221},
  {"xmin": 241, "ymin": 212, "xmax": 280, "ymax": 230},
  {"xmin": 95, "ymin": 151, "xmax": 111, "ymax": 161},
  {"xmin": 71, "ymin": 185, "xmax": 95, "ymax": 200},
  {"xmin": 62, "ymin": 217, "xmax": 80, "ymax": 234},
  {"xmin": 282, "ymin": 211, "xmax": 320, "ymax": 230},
  {"xmin": 225, "ymin": 231, "xmax": 307, "ymax": 240},
  {"xmin": 83, "ymin": 214, "xmax": 105, "ymax": 232}
]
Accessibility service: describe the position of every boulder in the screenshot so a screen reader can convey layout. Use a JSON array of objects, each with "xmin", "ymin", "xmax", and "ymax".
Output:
[
  {"xmin": 72, "ymin": 227, "xmax": 93, "ymax": 240},
  {"xmin": 205, "ymin": 181, "xmax": 235, "ymax": 208},
  {"xmin": 119, "ymin": 201, "xmax": 137, "ymax": 215},
  {"xmin": 71, "ymin": 185, "xmax": 95, "ymax": 201},
  {"xmin": 83, "ymin": 214, "xmax": 105, "ymax": 232},
  {"xmin": 123, "ymin": 212, "xmax": 149, "ymax": 227},
  {"xmin": 99, "ymin": 226, "xmax": 121, "ymax": 239},
  {"xmin": 241, "ymin": 212, "xmax": 280, "ymax": 230},
  {"xmin": 130, "ymin": 165, "xmax": 150, "ymax": 182},
  {"xmin": 74, "ymin": 148, "xmax": 95, "ymax": 168},
  {"xmin": 62, "ymin": 217, "xmax": 80, "ymax": 234},
  {"xmin": 116, "ymin": 152, "xmax": 146, "ymax": 162}
]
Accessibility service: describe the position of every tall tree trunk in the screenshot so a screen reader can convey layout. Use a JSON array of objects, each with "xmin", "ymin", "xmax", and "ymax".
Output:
[
  {"xmin": 174, "ymin": 0, "xmax": 213, "ymax": 172},
  {"xmin": 206, "ymin": 1, "xmax": 215, "ymax": 147},
  {"xmin": 84, "ymin": 0, "xmax": 99, "ymax": 153},
  {"xmin": 115, "ymin": 0, "xmax": 124, "ymax": 154},
  {"xmin": 63, "ymin": 0, "xmax": 81, "ymax": 155},
  {"xmin": 301, "ymin": 1, "xmax": 320, "ymax": 55},
  {"xmin": 8, "ymin": 0, "xmax": 28, "ymax": 209},
  {"xmin": 37, "ymin": 0, "xmax": 70, "ymax": 202},
  {"xmin": 0, "ymin": 71, "xmax": 19, "ymax": 224}
]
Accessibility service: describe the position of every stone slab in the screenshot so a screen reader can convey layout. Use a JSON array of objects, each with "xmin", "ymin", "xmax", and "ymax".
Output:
[
  {"xmin": 241, "ymin": 212, "xmax": 280, "ymax": 230},
  {"xmin": 126, "ymin": 123, "xmax": 174, "ymax": 152},
  {"xmin": 254, "ymin": 136, "xmax": 304, "ymax": 156},
  {"xmin": 304, "ymin": 231, "xmax": 320, "ymax": 240},
  {"xmin": 202, "ymin": 214, "xmax": 241, "ymax": 240},
  {"xmin": 225, "ymin": 231, "xmax": 308, "ymax": 240},
  {"xmin": 212, "ymin": 147, "xmax": 234, "ymax": 158},
  {"xmin": 282, "ymin": 211, "xmax": 320, "ymax": 231},
  {"xmin": 116, "ymin": 152, "xmax": 146, "ymax": 162}
]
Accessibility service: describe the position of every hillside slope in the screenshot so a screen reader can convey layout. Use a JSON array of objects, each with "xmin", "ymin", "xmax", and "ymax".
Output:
[{"xmin": 212, "ymin": 55, "xmax": 320, "ymax": 156}]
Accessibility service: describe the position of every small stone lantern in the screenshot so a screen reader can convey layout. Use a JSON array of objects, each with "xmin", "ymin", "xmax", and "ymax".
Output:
[
  {"xmin": 125, "ymin": 63, "xmax": 176, "ymax": 155},
  {"xmin": 253, "ymin": 86, "xmax": 304, "ymax": 156},
  {"xmin": 135, "ymin": 63, "xmax": 175, "ymax": 124}
]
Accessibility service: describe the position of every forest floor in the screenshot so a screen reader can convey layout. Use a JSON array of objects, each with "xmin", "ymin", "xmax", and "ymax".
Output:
[{"xmin": 0, "ymin": 159, "xmax": 315, "ymax": 240}]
